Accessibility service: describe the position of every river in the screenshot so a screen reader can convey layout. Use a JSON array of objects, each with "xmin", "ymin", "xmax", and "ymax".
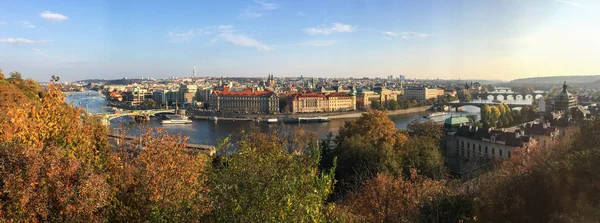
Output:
[{"xmin": 66, "ymin": 91, "xmax": 533, "ymax": 145}]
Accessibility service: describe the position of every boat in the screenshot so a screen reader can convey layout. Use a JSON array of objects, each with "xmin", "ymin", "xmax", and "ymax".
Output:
[
  {"xmin": 209, "ymin": 116, "xmax": 218, "ymax": 122},
  {"xmin": 423, "ymin": 112, "xmax": 448, "ymax": 119},
  {"xmin": 298, "ymin": 117, "xmax": 329, "ymax": 123},
  {"xmin": 161, "ymin": 115, "xmax": 193, "ymax": 124},
  {"xmin": 266, "ymin": 118, "xmax": 278, "ymax": 123}
]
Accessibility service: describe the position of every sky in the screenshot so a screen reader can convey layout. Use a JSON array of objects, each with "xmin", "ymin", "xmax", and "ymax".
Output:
[{"xmin": 0, "ymin": 0, "xmax": 599, "ymax": 81}]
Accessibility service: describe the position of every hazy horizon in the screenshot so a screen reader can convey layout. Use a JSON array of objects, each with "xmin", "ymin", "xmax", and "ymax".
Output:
[{"xmin": 1, "ymin": 0, "xmax": 598, "ymax": 81}]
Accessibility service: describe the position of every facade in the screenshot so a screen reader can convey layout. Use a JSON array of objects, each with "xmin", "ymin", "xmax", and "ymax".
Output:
[
  {"xmin": 289, "ymin": 92, "xmax": 356, "ymax": 113},
  {"xmin": 403, "ymin": 87, "xmax": 439, "ymax": 102},
  {"xmin": 290, "ymin": 93, "xmax": 328, "ymax": 113},
  {"xmin": 209, "ymin": 88, "xmax": 279, "ymax": 114},
  {"xmin": 446, "ymin": 126, "xmax": 533, "ymax": 161}
]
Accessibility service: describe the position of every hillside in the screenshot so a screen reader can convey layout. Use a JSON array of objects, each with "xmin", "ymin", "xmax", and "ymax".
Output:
[{"xmin": 511, "ymin": 75, "xmax": 600, "ymax": 84}]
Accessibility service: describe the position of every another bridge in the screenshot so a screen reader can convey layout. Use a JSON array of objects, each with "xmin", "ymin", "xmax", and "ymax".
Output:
[
  {"xmin": 470, "ymin": 92, "xmax": 548, "ymax": 101},
  {"xmin": 94, "ymin": 109, "xmax": 176, "ymax": 125},
  {"xmin": 440, "ymin": 102, "xmax": 531, "ymax": 110}
]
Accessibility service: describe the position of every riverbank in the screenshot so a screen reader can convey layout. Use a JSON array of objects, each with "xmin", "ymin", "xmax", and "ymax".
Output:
[{"xmin": 191, "ymin": 106, "xmax": 431, "ymax": 121}]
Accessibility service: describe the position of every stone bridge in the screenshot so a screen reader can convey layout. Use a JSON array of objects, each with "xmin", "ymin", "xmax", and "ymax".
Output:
[
  {"xmin": 470, "ymin": 92, "xmax": 547, "ymax": 101},
  {"xmin": 440, "ymin": 102, "xmax": 530, "ymax": 110}
]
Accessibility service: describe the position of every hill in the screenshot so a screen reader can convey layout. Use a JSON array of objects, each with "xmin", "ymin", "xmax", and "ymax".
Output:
[{"xmin": 510, "ymin": 75, "xmax": 600, "ymax": 84}]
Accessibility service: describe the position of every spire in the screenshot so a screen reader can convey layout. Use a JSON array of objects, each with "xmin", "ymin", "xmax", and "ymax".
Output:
[
  {"xmin": 562, "ymin": 81, "xmax": 568, "ymax": 93},
  {"xmin": 193, "ymin": 65, "xmax": 196, "ymax": 77}
]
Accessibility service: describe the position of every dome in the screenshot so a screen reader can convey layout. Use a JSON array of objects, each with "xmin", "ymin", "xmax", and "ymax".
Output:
[{"xmin": 557, "ymin": 81, "xmax": 573, "ymax": 101}]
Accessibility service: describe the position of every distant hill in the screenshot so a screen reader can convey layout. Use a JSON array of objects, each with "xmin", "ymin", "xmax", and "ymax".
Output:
[{"xmin": 510, "ymin": 75, "xmax": 600, "ymax": 84}]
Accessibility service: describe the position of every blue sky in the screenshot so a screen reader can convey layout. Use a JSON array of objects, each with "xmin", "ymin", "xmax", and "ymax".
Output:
[{"xmin": 0, "ymin": 0, "xmax": 598, "ymax": 81}]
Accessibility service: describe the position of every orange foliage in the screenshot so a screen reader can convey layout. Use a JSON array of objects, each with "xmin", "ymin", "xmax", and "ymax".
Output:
[
  {"xmin": 110, "ymin": 130, "xmax": 211, "ymax": 221},
  {"xmin": 340, "ymin": 169, "xmax": 448, "ymax": 222}
]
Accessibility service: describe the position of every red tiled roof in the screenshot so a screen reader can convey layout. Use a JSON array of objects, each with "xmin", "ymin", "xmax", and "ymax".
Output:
[
  {"xmin": 327, "ymin": 93, "xmax": 352, "ymax": 98},
  {"xmin": 291, "ymin": 93, "xmax": 326, "ymax": 100},
  {"xmin": 215, "ymin": 89, "xmax": 275, "ymax": 97}
]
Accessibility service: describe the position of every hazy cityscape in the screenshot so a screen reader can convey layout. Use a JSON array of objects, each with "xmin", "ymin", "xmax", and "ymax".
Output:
[{"xmin": 2, "ymin": 0, "xmax": 600, "ymax": 222}]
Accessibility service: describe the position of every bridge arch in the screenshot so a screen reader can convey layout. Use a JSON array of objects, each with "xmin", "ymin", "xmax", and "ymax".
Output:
[
  {"xmin": 486, "ymin": 95, "xmax": 494, "ymax": 100},
  {"xmin": 496, "ymin": 95, "xmax": 505, "ymax": 101},
  {"xmin": 525, "ymin": 94, "xmax": 533, "ymax": 99},
  {"xmin": 535, "ymin": 94, "xmax": 543, "ymax": 99}
]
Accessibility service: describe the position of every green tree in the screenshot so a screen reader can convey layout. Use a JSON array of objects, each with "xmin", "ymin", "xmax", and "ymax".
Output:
[
  {"xmin": 490, "ymin": 106, "xmax": 501, "ymax": 128},
  {"xmin": 209, "ymin": 130, "xmax": 335, "ymax": 222},
  {"xmin": 387, "ymin": 99, "xmax": 400, "ymax": 110},
  {"xmin": 370, "ymin": 100, "xmax": 383, "ymax": 110},
  {"xmin": 332, "ymin": 110, "xmax": 408, "ymax": 197},
  {"xmin": 481, "ymin": 104, "xmax": 492, "ymax": 128}
]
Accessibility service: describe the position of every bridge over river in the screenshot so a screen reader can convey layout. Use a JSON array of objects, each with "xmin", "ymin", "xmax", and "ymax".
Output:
[
  {"xmin": 93, "ymin": 109, "xmax": 176, "ymax": 125},
  {"xmin": 470, "ymin": 91, "xmax": 548, "ymax": 101}
]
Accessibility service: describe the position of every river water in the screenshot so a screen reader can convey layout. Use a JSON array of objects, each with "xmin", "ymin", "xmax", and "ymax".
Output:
[{"xmin": 66, "ymin": 91, "xmax": 533, "ymax": 145}]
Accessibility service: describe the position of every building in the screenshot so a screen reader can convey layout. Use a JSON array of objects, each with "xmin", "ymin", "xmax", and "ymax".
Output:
[
  {"xmin": 443, "ymin": 116, "xmax": 471, "ymax": 133},
  {"xmin": 554, "ymin": 81, "xmax": 577, "ymax": 112},
  {"xmin": 326, "ymin": 92, "xmax": 357, "ymax": 112},
  {"xmin": 402, "ymin": 87, "xmax": 439, "ymax": 102},
  {"xmin": 209, "ymin": 88, "xmax": 279, "ymax": 114},
  {"xmin": 446, "ymin": 126, "xmax": 533, "ymax": 161},
  {"xmin": 290, "ymin": 93, "xmax": 327, "ymax": 113},
  {"xmin": 289, "ymin": 92, "xmax": 356, "ymax": 113}
]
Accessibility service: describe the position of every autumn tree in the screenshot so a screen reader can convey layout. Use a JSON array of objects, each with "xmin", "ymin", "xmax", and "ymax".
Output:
[
  {"xmin": 109, "ymin": 130, "xmax": 211, "ymax": 222},
  {"xmin": 208, "ymin": 130, "xmax": 335, "ymax": 222},
  {"xmin": 475, "ymin": 120, "xmax": 600, "ymax": 222},
  {"xmin": 0, "ymin": 81, "xmax": 113, "ymax": 221},
  {"xmin": 331, "ymin": 110, "xmax": 408, "ymax": 197},
  {"xmin": 0, "ymin": 69, "xmax": 4, "ymax": 80},
  {"xmin": 340, "ymin": 170, "xmax": 448, "ymax": 222}
]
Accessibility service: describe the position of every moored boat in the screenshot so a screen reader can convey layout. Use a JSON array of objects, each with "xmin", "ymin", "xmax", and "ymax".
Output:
[{"xmin": 161, "ymin": 115, "xmax": 193, "ymax": 124}]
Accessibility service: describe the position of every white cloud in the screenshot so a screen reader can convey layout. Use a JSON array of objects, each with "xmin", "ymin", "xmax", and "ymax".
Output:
[
  {"xmin": 20, "ymin": 21, "xmax": 36, "ymax": 29},
  {"xmin": 0, "ymin": 38, "xmax": 52, "ymax": 44},
  {"xmin": 239, "ymin": 0, "xmax": 278, "ymax": 19},
  {"xmin": 216, "ymin": 32, "xmax": 272, "ymax": 51},
  {"xmin": 304, "ymin": 23, "xmax": 356, "ymax": 35},
  {"xmin": 254, "ymin": 0, "xmax": 278, "ymax": 10},
  {"xmin": 40, "ymin": 11, "xmax": 68, "ymax": 21},
  {"xmin": 168, "ymin": 28, "xmax": 215, "ymax": 42},
  {"xmin": 555, "ymin": 0, "xmax": 584, "ymax": 7},
  {"xmin": 383, "ymin": 31, "xmax": 430, "ymax": 39},
  {"xmin": 299, "ymin": 40, "xmax": 337, "ymax": 47}
]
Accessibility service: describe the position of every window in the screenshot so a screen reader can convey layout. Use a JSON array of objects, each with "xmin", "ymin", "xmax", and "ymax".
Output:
[
  {"xmin": 462, "ymin": 149, "xmax": 464, "ymax": 157},
  {"xmin": 462, "ymin": 141, "xmax": 464, "ymax": 148},
  {"xmin": 492, "ymin": 148, "xmax": 495, "ymax": 155},
  {"xmin": 479, "ymin": 145, "xmax": 481, "ymax": 152},
  {"xmin": 508, "ymin": 151, "xmax": 512, "ymax": 158},
  {"xmin": 500, "ymin": 149, "xmax": 503, "ymax": 156},
  {"xmin": 467, "ymin": 142, "xmax": 470, "ymax": 149}
]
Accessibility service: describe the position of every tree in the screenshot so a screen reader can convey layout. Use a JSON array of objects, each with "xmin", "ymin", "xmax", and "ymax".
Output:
[
  {"xmin": 402, "ymin": 136, "xmax": 446, "ymax": 179},
  {"xmin": 340, "ymin": 170, "xmax": 448, "ymax": 222},
  {"xmin": 475, "ymin": 120, "xmax": 600, "ymax": 222},
  {"xmin": 481, "ymin": 104, "xmax": 492, "ymax": 128},
  {"xmin": 332, "ymin": 110, "xmax": 408, "ymax": 197},
  {"xmin": 110, "ymin": 130, "xmax": 211, "ymax": 222},
  {"xmin": 490, "ymin": 106, "xmax": 501, "ymax": 128},
  {"xmin": 370, "ymin": 100, "xmax": 383, "ymax": 110},
  {"xmin": 387, "ymin": 99, "xmax": 400, "ymax": 110},
  {"xmin": 7, "ymin": 72, "xmax": 22, "ymax": 84},
  {"xmin": 0, "ymin": 68, "xmax": 4, "ymax": 80},
  {"xmin": 209, "ymin": 130, "xmax": 335, "ymax": 222},
  {"xmin": 407, "ymin": 119, "xmax": 443, "ymax": 141}
]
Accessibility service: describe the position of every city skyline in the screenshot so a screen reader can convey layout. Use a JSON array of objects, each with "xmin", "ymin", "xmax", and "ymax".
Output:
[{"xmin": 0, "ymin": 0, "xmax": 599, "ymax": 81}]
